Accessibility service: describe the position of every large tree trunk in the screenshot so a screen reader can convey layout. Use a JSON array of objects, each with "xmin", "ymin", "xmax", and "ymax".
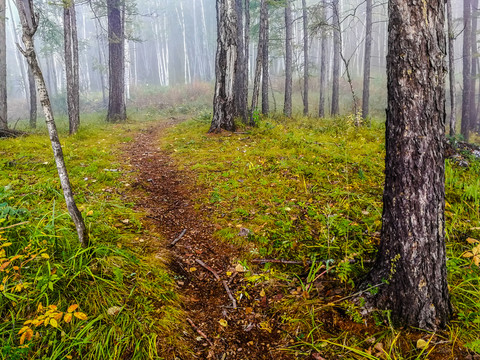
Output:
[
  {"xmin": 107, "ymin": 0, "xmax": 126, "ymax": 123},
  {"xmin": 302, "ymin": 0, "xmax": 308, "ymax": 115},
  {"xmin": 364, "ymin": 0, "xmax": 451, "ymax": 330},
  {"xmin": 15, "ymin": 0, "xmax": 88, "ymax": 248},
  {"xmin": 461, "ymin": 0, "xmax": 472, "ymax": 141},
  {"xmin": 28, "ymin": 68, "xmax": 36, "ymax": 128},
  {"xmin": 362, "ymin": 0, "xmax": 372, "ymax": 119},
  {"xmin": 470, "ymin": 0, "xmax": 478, "ymax": 129},
  {"xmin": 0, "ymin": 0, "xmax": 7, "ymax": 130},
  {"xmin": 64, "ymin": 0, "xmax": 80, "ymax": 134},
  {"xmin": 447, "ymin": 0, "xmax": 457, "ymax": 136},
  {"xmin": 234, "ymin": 0, "xmax": 247, "ymax": 122},
  {"xmin": 284, "ymin": 0, "xmax": 293, "ymax": 118},
  {"xmin": 209, "ymin": 0, "xmax": 237, "ymax": 133},
  {"xmin": 331, "ymin": 0, "xmax": 340, "ymax": 116},
  {"xmin": 261, "ymin": 2, "xmax": 269, "ymax": 115},
  {"xmin": 318, "ymin": 0, "xmax": 328, "ymax": 118}
]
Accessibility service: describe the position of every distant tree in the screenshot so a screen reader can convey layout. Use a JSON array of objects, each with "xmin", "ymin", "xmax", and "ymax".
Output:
[
  {"xmin": 209, "ymin": 0, "xmax": 237, "ymax": 133},
  {"xmin": 318, "ymin": 0, "xmax": 328, "ymax": 118},
  {"xmin": 107, "ymin": 0, "xmax": 126, "ymax": 123},
  {"xmin": 363, "ymin": 0, "xmax": 451, "ymax": 329},
  {"xmin": 0, "ymin": 0, "xmax": 6, "ymax": 130},
  {"xmin": 284, "ymin": 0, "xmax": 292, "ymax": 117},
  {"xmin": 447, "ymin": 0, "xmax": 456, "ymax": 136},
  {"xmin": 234, "ymin": 0, "xmax": 247, "ymax": 122},
  {"xmin": 331, "ymin": 0, "xmax": 340, "ymax": 116},
  {"xmin": 470, "ymin": 0, "xmax": 478, "ymax": 129},
  {"xmin": 261, "ymin": 1, "xmax": 269, "ymax": 115},
  {"xmin": 361, "ymin": 0, "xmax": 372, "ymax": 119},
  {"xmin": 461, "ymin": 0, "xmax": 472, "ymax": 141},
  {"xmin": 302, "ymin": 0, "xmax": 308, "ymax": 115},
  {"xmin": 63, "ymin": 0, "xmax": 80, "ymax": 134},
  {"xmin": 15, "ymin": 0, "xmax": 88, "ymax": 248}
]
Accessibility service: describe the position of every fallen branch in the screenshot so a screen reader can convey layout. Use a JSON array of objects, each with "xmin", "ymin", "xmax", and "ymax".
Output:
[
  {"xmin": 195, "ymin": 259, "xmax": 221, "ymax": 281},
  {"xmin": 186, "ymin": 318, "xmax": 213, "ymax": 346},
  {"xmin": 169, "ymin": 228, "xmax": 187, "ymax": 247},
  {"xmin": 222, "ymin": 280, "xmax": 237, "ymax": 309},
  {"xmin": 251, "ymin": 259, "xmax": 312, "ymax": 265},
  {"xmin": 0, "ymin": 129, "xmax": 25, "ymax": 138},
  {"xmin": 0, "ymin": 221, "xmax": 29, "ymax": 231}
]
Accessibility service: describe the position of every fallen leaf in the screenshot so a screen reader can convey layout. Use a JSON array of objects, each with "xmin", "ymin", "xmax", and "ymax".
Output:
[
  {"xmin": 86, "ymin": 210, "xmax": 94, "ymax": 216},
  {"xmin": 260, "ymin": 289, "xmax": 266, "ymax": 297},
  {"xmin": 107, "ymin": 306, "xmax": 122, "ymax": 316},
  {"xmin": 219, "ymin": 319, "xmax": 228, "ymax": 327},
  {"xmin": 235, "ymin": 264, "xmax": 245, "ymax": 273},
  {"xmin": 416, "ymin": 339, "xmax": 428, "ymax": 349},
  {"xmin": 67, "ymin": 304, "xmax": 79, "ymax": 313}
]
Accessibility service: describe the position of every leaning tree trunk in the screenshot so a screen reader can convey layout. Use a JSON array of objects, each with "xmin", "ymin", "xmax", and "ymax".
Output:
[
  {"xmin": 362, "ymin": 0, "xmax": 372, "ymax": 119},
  {"xmin": 107, "ymin": 0, "xmax": 126, "ymax": 123},
  {"xmin": 461, "ymin": 0, "xmax": 472, "ymax": 141},
  {"xmin": 15, "ymin": 0, "xmax": 88, "ymax": 248},
  {"xmin": 331, "ymin": 0, "xmax": 340, "ymax": 116},
  {"xmin": 364, "ymin": 0, "xmax": 451, "ymax": 330},
  {"xmin": 64, "ymin": 0, "xmax": 80, "ymax": 134},
  {"xmin": 209, "ymin": 0, "xmax": 237, "ymax": 133},
  {"xmin": 0, "ymin": 0, "xmax": 7, "ymax": 130},
  {"xmin": 447, "ymin": 0, "xmax": 456, "ymax": 136},
  {"xmin": 302, "ymin": 0, "xmax": 309, "ymax": 115},
  {"xmin": 261, "ymin": 2, "xmax": 269, "ymax": 115},
  {"xmin": 284, "ymin": 0, "xmax": 293, "ymax": 118}
]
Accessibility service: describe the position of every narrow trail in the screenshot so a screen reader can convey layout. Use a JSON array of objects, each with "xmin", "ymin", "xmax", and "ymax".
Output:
[{"xmin": 125, "ymin": 120, "xmax": 289, "ymax": 360}]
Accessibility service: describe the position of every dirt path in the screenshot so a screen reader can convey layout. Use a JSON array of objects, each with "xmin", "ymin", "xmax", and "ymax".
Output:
[{"xmin": 125, "ymin": 120, "xmax": 288, "ymax": 359}]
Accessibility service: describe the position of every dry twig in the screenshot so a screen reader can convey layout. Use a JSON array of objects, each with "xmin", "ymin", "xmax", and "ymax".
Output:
[
  {"xmin": 186, "ymin": 318, "xmax": 213, "ymax": 346},
  {"xmin": 195, "ymin": 259, "xmax": 221, "ymax": 281},
  {"xmin": 169, "ymin": 228, "xmax": 187, "ymax": 247},
  {"xmin": 222, "ymin": 280, "xmax": 237, "ymax": 309}
]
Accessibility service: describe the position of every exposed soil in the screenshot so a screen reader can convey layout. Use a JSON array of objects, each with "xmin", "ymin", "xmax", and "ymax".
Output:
[{"xmin": 125, "ymin": 119, "xmax": 289, "ymax": 360}]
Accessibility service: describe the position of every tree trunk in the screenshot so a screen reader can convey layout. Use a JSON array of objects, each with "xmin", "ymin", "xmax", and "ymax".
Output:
[
  {"xmin": 284, "ymin": 0, "xmax": 293, "ymax": 118},
  {"xmin": 447, "ymin": 0, "xmax": 456, "ymax": 136},
  {"xmin": 15, "ymin": 0, "xmax": 88, "ymax": 248},
  {"xmin": 302, "ymin": 0, "xmax": 308, "ymax": 115},
  {"xmin": 107, "ymin": 0, "xmax": 126, "ymax": 123},
  {"xmin": 234, "ymin": 0, "xmax": 247, "ymax": 121},
  {"xmin": 209, "ymin": 0, "xmax": 237, "ymax": 133},
  {"xmin": 461, "ymin": 0, "xmax": 472, "ymax": 141},
  {"xmin": 243, "ymin": 0, "xmax": 250, "ymax": 120},
  {"xmin": 470, "ymin": 0, "xmax": 478, "ymax": 129},
  {"xmin": 261, "ymin": 2, "xmax": 269, "ymax": 115},
  {"xmin": 28, "ymin": 67, "xmax": 36, "ymax": 128},
  {"xmin": 64, "ymin": 0, "xmax": 80, "ymax": 134},
  {"xmin": 331, "ymin": 0, "xmax": 340, "ymax": 116},
  {"xmin": 318, "ymin": 0, "xmax": 328, "ymax": 118},
  {"xmin": 250, "ymin": 0, "xmax": 267, "ymax": 125},
  {"xmin": 364, "ymin": 0, "xmax": 451, "ymax": 330},
  {"xmin": 0, "ymin": 0, "xmax": 7, "ymax": 130},
  {"xmin": 362, "ymin": 0, "xmax": 372, "ymax": 119}
]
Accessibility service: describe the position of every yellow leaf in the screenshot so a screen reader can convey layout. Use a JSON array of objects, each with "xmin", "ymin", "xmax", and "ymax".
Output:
[
  {"xmin": 416, "ymin": 339, "xmax": 428, "ymax": 349},
  {"xmin": 189, "ymin": 267, "xmax": 197, "ymax": 272},
  {"xmin": 50, "ymin": 319, "xmax": 58, "ymax": 328},
  {"xmin": 64, "ymin": 313, "xmax": 72, "ymax": 323},
  {"xmin": 260, "ymin": 289, "xmax": 266, "ymax": 297},
  {"xmin": 218, "ymin": 319, "xmax": 228, "ymax": 327},
  {"xmin": 54, "ymin": 312, "xmax": 63, "ymax": 321},
  {"xmin": 48, "ymin": 305, "xmax": 57, "ymax": 311},
  {"xmin": 86, "ymin": 210, "xmax": 94, "ymax": 216},
  {"xmin": 44, "ymin": 318, "xmax": 50, "ymax": 326},
  {"xmin": 67, "ymin": 304, "xmax": 79, "ymax": 313},
  {"xmin": 1, "ymin": 243, "xmax": 12, "ymax": 248},
  {"xmin": 19, "ymin": 332, "xmax": 26, "ymax": 345},
  {"xmin": 0, "ymin": 261, "xmax": 10, "ymax": 271},
  {"xmin": 0, "ymin": 285, "xmax": 3, "ymax": 291},
  {"xmin": 226, "ymin": 271, "xmax": 232, "ymax": 276},
  {"xmin": 25, "ymin": 329, "xmax": 33, "ymax": 341},
  {"xmin": 245, "ymin": 307, "xmax": 253, "ymax": 315},
  {"xmin": 41, "ymin": 253, "xmax": 50, "ymax": 259},
  {"xmin": 66, "ymin": 356, "xmax": 72, "ymax": 359},
  {"xmin": 74, "ymin": 312, "xmax": 88, "ymax": 320},
  {"xmin": 474, "ymin": 257, "xmax": 480, "ymax": 267},
  {"xmin": 18, "ymin": 326, "xmax": 29, "ymax": 335},
  {"xmin": 463, "ymin": 252, "xmax": 474, "ymax": 258},
  {"xmin": 37, "ymin": 303, "xmax": 43, "ymax": 312},
  {"xmin": 467, "ymin": 238, "xmax": 479, "ymax": 244}
]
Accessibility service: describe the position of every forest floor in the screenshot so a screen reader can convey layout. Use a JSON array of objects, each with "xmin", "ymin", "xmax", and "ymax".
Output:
[
  {"xmin": 126, "ymin": 119, "xmax": 289, "ymax": 359},
  {"xmin": 123, "ymin": 118, "xmax": 478, "ymax": 360}
]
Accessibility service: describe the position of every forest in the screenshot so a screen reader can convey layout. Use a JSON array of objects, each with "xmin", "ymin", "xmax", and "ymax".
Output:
[{"xmin": 0, "ymin": 0, "xmax": 480, "ymax": 359}]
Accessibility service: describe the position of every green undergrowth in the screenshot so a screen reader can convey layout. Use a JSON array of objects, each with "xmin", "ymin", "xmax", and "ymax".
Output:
[
  {"xmin": 0, "ymin": 116, "xmax": 185, "ymax": 359},
  {"xmin": 163, "ymin": 115, "xmax": 480, "ymax": 358}
]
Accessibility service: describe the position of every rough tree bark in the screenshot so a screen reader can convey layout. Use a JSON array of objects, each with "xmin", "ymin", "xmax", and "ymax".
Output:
[
  {"xmin": 362, "ymin": 0, "xmax": 372, "ymax": 119},
  {"xmin": 302, "ymin": 0, "xmax": 309, "ymax": 115},
  {"xmin": 318, "ymin": 0, "xmax": 328, "ymax": 118},
  {"xmin": 0, "ymin": 0, "xmax": 7, "ymax": 130},
  {"xmin": 64, "ymin": 0, "xmax": 80, "ymax": 134},
  {"xmin": 250, "ymin": 0, "xmax": 267, "ymax": 125},
  {"xmin": 261, "ymin": 1, "xmax": 269, "ymax": 115},
  {"xmin": 470, "ymin": 0, "xmax": 478, "ymax": 129},
  {"xmin": 284, "ymin": 0, "xmax": 293, "ymax": 118},
  {"xmin": 28, "ymin": 68, "xmax": 36, "ymax": 128},
  {"xmin": 447, "ymin": 0, "xmax": 456, "ymax": 136},
  {"xmin": 15, "ymin": 0, "xmax": 88, "ymax": 248},
  {"xmin": 209, "ymin": 0, "xmax": 237, "ymax": 133},
  {"xmin": 107, "ymin": 0, "xmax": 126, "ymax": 123},
  {"xmin": 331, "ymin": 0, "xmax": 340, "ymax": 116},
  {"xmin": 234, "ymin": 0, "xmax": 247, "ymax": 122},
  {"xmin": 461, "ymin": 0, "xmax": 472, "ymax": 141},
  {"xmin": 363, "ymin": 0, "xmax": 451, "ymax": 330}
]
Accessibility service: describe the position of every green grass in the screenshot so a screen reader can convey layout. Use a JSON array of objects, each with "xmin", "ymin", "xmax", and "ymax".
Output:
[
  {"xmin": 0, "ymin": 115, "xmax": 186, "ymax": 359},
  {"xmin": 162, "ymin": 114, "xmax": 480, "ymax": 358}
]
